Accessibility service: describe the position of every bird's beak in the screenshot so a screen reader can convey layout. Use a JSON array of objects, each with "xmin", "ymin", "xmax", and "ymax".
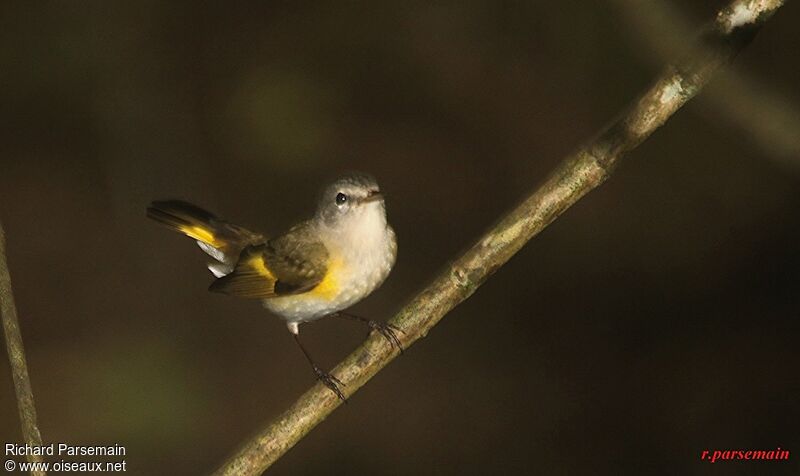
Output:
[{"xmin": 361, "ymin": 190, "xmax": 383, "ymax": 204}]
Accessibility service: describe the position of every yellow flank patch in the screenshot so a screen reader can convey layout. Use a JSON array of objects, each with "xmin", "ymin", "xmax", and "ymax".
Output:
[
  {"xmin": 309, "ymin": 257, "xmax": 343, "ymax": 299},
  {"xmin": 180, "ymin": 225, "xmax": 218, "ymax": 247},
  {"xmin": 248, "ymin": 256, "xmax": 276, "ymax": 280}
]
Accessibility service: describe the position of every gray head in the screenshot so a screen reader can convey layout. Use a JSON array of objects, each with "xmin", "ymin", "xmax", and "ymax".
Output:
[{"xmin": 315, "ymin": 173, "xmax": 385, "ymax": 229}]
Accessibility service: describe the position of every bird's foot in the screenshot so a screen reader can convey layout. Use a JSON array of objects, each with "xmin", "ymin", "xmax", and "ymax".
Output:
[
  {"xmin": 367, "ymin": 320, "xmax": 405, "ymax": 353},
  {"xmin": 313, "ymin": 365, "xmax": 347, "ymax": 402}
]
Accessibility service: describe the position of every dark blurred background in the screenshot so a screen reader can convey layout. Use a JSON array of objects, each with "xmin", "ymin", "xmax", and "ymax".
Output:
[{"xmin": 1, "ymin": 1, "xmax": 799, "ymax": 474}]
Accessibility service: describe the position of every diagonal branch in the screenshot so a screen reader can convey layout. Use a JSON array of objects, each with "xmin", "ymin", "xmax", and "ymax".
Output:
[
  {"xmin": 614, "ymin": 0, "xmax": 800, "ymax": 166},
  {"xmin": 1, "ymin": 222, "xmax": 46, "ymax": 476},
  {"xmin": 212, "ymin": 1, "xmax": 785, "ymax": 474}
]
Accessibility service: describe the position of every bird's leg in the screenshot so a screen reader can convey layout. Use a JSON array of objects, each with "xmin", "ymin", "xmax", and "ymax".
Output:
[
  {"xmin": 292, "ymin": 333, "xmax": 347, "ymax": 402},
  {"xmin": 332, "ymin": 311, "xmax": 404, "ymax": 353}
]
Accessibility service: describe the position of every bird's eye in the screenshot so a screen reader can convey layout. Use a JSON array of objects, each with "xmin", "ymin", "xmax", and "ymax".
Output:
[{"xmin": 335, "ymin": 192, "xmax": 348, "ymax": 206}]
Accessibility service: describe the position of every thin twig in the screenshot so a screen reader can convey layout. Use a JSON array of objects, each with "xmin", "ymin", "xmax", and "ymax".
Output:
[
  {"xmin": 1, "ymin": 222, "xmax": 46, "ymax": 476},
  {"xmin": 212, "ymin": 1, "xmax": 785, "ymax": 474},
  {"xmin": 614, "ymin": 0, "xmax": 800, "ymax": 166}
]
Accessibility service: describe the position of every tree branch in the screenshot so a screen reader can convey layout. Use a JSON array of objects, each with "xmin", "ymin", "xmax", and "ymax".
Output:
[
  {"xmin": 212, "ymin": 1, "xmax": 785, "ymax": 474},
  {"xmin": 614, "ymin": 0, "xmax": 800, "ymax": 166},
  {"xmin": 1, "ymin": 223, "xmax": 46, "ymax": 476}
]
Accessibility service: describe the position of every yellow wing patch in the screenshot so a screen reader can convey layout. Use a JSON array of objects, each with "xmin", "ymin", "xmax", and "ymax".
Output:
[
  {"xmin": 209, "ymin": 238, "xmax": 331, "ymax": 300},
  {"xmin": 306, "ymin": 257, "xmax": 344, "ymax": 300},
  {"xmin": 208, "ymin": 252, "xmax": 277, "ymax": 298},
  {"xmin": 247, "ymin": 255, "xmax": 275, "ymax": 280}
]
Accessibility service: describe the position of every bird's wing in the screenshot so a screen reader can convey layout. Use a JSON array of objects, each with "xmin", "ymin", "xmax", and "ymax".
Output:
[{"xmin": 208, "ymin": 222, "xmax": 329, "ymax": 299}]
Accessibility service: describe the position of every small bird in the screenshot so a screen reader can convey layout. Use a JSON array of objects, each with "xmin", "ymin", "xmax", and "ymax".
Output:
[{"xmin": 147, "ymin": 173, "xmax": 400, "ymax": 400}]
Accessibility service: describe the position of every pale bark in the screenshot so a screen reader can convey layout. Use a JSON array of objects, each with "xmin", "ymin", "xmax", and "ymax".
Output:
[{"xmin": 1, "ymin": 223, "xmax": 46, "ymax": 476}]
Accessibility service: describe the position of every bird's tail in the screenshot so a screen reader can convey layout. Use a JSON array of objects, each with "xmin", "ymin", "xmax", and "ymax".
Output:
[{"xmin": 146, "ymin": 200, "xmax": 264, "ymax": 277}]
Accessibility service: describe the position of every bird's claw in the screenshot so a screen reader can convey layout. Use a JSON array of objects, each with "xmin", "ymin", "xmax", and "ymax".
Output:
[
  {"xmin": 313, "ymin": 365, "xmax": 347, "ymax": 402},
  {"xmin": 367, "ymin": 320, "xmax": 405, "ymax": 353}
]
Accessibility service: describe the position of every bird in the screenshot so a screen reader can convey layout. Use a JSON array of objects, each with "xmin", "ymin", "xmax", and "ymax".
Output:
[{"xmin": 146, "ymin": 172, "xmax": 400, "ymax": 400}]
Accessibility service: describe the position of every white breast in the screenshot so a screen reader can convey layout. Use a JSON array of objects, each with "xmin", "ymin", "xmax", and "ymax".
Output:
[{"xmin": 263, "ymin": 203, "xmax": 396, "ymax": 324}]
